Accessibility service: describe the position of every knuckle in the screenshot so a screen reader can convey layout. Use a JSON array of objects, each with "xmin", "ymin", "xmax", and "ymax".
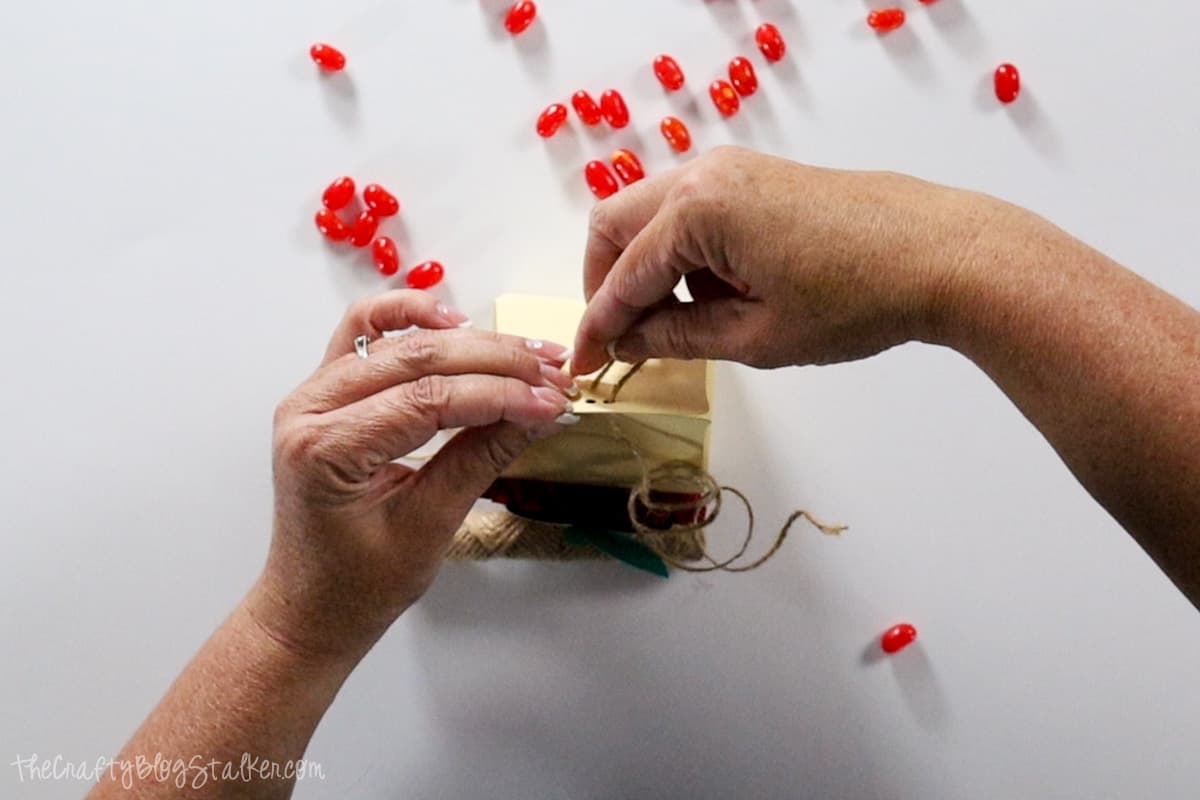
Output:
[
  {"xmin": 588, "ymin": 202, "xmax": 619, "ymax": 245},
  {"xmin": 408, "ymin": 374, "xmax": 448, "ymax": 410},
  {"xmin": 397, "ymin": 333, "xmax": 443, "ymax": 371},
  {"xmin": 480, "ymin": 430, "xmax": 524, "ymax": 472},
  {"xmin": 276, "ymin": 418, "xmax": 327, "ymax": 466},
  {"xmin": 662, "ymin": 315, "xmax": 696, "ymax": 359},
  {"xmin": 344, "ymin": 297, "xmax": 376, "ymax": 332},
  {"xmin": 708, "ymin": 144, "xmax": 743, "ymax": 163},
  {"xmin": 508, "ymin": 347, "xmax": 539, "ymax": 381},
  {"xmin": 272, "ymin": 397, "xmax": 295, "ymax": 429}
]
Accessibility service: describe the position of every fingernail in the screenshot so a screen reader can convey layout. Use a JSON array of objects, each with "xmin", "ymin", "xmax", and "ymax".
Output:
[
  {"xmin": 532, "ymin": 386, "xmax": 571, "ymax": 411},
  {"xmin": 606, "ymin": 341, "xmax": 618, "ymax": 360},
  {"xmin": 525, "ymin": 338, "xmax": 571, "ymax": 362},
  {"xmin": 554, "ymin": 412, "xmax": 581, "ymax": 426},
  {"xmin": 539, "ymin": 363, "xmax": 574, "ymax": 391},
  {"xmin": 437, "ymin": 304, "xmax": 472, "ymax": 327},
  {"xmin": 565, "ymin": 380, "xmax": 582, "ymax": 400}
]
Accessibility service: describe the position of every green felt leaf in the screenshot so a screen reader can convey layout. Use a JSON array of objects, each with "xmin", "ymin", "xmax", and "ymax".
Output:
[{"xmin": 564, "ymin": 527, "xmax": 670, "ymax": 578}]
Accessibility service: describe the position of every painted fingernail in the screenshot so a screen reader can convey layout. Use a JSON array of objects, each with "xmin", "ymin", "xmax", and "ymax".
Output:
[
  {"xmin": 525, "ymin": 338, "xmax": 571, "ymax": 361},
  {"xmin": 555, "ymin": 412, "xmax": 581, "ymax": 426},
  {"xmin": 532, "ymin": 386, "xmax": 571, "ymax": 411},
  {"xmin": 540, "ymin": 363, "xmax": 574, "ymax": 391},
  {"xmin": 437, "ymin": 303, "xmax": 472, "ymax": 327}
]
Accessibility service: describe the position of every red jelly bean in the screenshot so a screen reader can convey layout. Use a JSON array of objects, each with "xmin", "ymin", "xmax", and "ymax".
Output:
[
  {"xmin": 653, "ymin": 54, "xmax": 685, "ymax": 92},
  {"xmin": 584, "ymin": 160, "xmax": 619, "ymax": 200},
  {"xmin": 372, "ymin": 236, "xmax": 400, "ymax": 277},
  {"xmin": 309, "ymin": 43, "xmax": 346, "ymax": 72},
  {"xmin": 755, "ymin": 23, "xmax": 787, "ymax": 62},
  {"xmin": 322, "ymin": 176, "xmax": 355, "ymax": 211},
  {"xmin": 600, "ymin": 89, "xmax": 630, "ymax": 129},
  {"xmin": 611, "ymin": 149, "xmax": 645, "ymax": 185},
  {"xmin": 728, "ymin": 56, "xmax": 758, "ymax": 97},
  {"xmin": 709, "ymin": 80, "xmax": 740, "ymax": 118},
  {"xmin": 881, "ymin": 623, "xmax": 918, "ymax": 654},
  {"xmin": 572, "ymin": 90, "xmax": 603, "ymax": 126},
  {"xmin": 994, "ymin": 63, "xmax": 1021, "ymax": 104},
  {"xmin": 660, "ymin": 116, "xmax": 692, "ymax": 153},
  {"xmin": 348, "ymin": 211, "xmax": 379, "ymax": 248},
  {"xmin": 536, "ymin": 103, "xmax": 568, "ymax": 138},
  {"xmin": 504, "ymin": 1, "xmax": 537, "ymax": 34},
  {"xmin": 315, "ymin": 209, "xmax": 349, "ymax": 242},
  {"xmin": 406, "ymin": 260, "xmax": 445, "ymax": 290},
  {"xmin": 363, "ymin": 184, "xmax": 400, "ymax": 217},
  {"xmin": 868, "ymin": 8, "xmax": 906, "ymax": 33}
]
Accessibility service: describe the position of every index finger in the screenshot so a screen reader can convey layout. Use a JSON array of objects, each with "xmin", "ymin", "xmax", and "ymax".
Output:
[
  {"xmin": 573, "ymin": 206, "xmax": 698, "ymax": 375},
  {"xmin": 322, "ymin": 290, "xmax": 471, "ymax": 367},
  {"xmin": 582, "ymin": 171, "xmax": 673, "ymax": 301}
]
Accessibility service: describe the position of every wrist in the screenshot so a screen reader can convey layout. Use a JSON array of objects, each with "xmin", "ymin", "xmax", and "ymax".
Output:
[
  {"xmin": 914, "ymin": 190, "xmax": 1047, "ymax": 352},
  {"xmin": 241, "ymin": 574, "xmax": 382, "ymax": 675}
]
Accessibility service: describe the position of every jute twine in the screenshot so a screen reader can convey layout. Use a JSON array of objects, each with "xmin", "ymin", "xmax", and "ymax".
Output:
[{"xmin": 447, "ymin": 361, "xmax": 847, "ymax": 570}]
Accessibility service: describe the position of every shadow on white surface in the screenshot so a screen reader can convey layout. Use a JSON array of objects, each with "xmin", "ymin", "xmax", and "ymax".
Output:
[
  {"xmin": 876, "ymin": 26, "xmax": 939, "ymax": 87},
  {"xmin": 317, "ymin": 70, "xmax": 362, "ymax": 131},
  {"xmin": 972, "ymin": 75, "xmax": 1064, "ymax": 160},
  {"xmin": 925, "ymin": 0, "xmax": 987, "ymax": 58},
  {"xmin": 859, "ymin": 639, "xmax": 951, "ymax": 732}
]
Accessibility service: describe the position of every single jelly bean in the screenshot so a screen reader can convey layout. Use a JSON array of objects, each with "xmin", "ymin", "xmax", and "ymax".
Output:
[
  {"xmin": 348, "ymin": 211, "xmax": 379, "ymax": 248},
  {"xmin": 406, "ymin": 260, "xmax": 445, "ymax": 290},
  {"xmin": 867, "ymin": 8, "xmax": 906, "ymax": 33},
  {"xmin": 585, "ymin": 160, "xmax": 619, "ymax": 200},
  {"xmin": 660, "ymin": 116, "xmax": 692, "ymax": 153},
  {"xmin": 372, "ymin": 236, "xmax": 400, "ymax": 277},
  {"xmin": 995, "ymin": 63, "xmax": 1021, "ymax": 104},
  {"xmin": 709, "ymin": 80, "xmax": 740, "ymax": 118},
  {"xmin": 755, "ymin": 23, "xmax": 787, "ymax": 62},
  {"xmin": 363, "ymin": 183, "xmax": 400, "ymax": 217},
  {"xmin": 572, "ymin": 90, "xmax": 603, "ymax": 126},
  {"xmin": 536, "ymin": 103, "xmax": 568, "ymax": 138},
  {"xmin": 611, "ymin": 149, "xmax": 645, "ymax": 185},
  {"xmin": 322, "ymin": 176, "xmax": 355, "ymax": 211},
  {"xmin": 600, "ymin": 89, "xmax": 630, "ymax": 129},
  {"xmin": 729, "ymin": 56, "xmax": 758, "ymax": 97},
  {"xmin": 315, "ymin": 209, "xmax": 349, "ymax": 242},
  {"xmin": 653, "ymin": 54, "xmax": 685, "ymax": 92},
  {"xmin": 504, "ymin": 1, "xmax": 537, "ymax": 34},
  {"xmin": 881, "ymin": 623, "xmax": 918, "ymax": 654},
  {"xmin": 309, "ymin": 43, "xmax": 346, "ymax": 72}
]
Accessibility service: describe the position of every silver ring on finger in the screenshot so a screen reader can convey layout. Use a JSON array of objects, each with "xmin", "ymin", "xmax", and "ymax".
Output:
[{"xmin": 354, "ymin": 335, "xmax": 371, "ymax": 360}]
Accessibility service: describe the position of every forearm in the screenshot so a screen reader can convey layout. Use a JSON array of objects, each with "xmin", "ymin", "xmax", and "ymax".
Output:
[
  {"xmin": 88, "ymin": 579, "xmax": 362, "ymax": 799},
  {"xmin": 939, "ymin": 197, "xmax": 1200, "ymax": 606}
]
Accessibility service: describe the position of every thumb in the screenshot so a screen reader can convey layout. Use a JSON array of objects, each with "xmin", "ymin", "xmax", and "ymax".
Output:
[
  {"xmin": 412, "ymin": 422, "xmax": 531, "ymax": 524},
  {"xmin": 612, "ymin": 299, "xmax": 749, "ymax": 363}
]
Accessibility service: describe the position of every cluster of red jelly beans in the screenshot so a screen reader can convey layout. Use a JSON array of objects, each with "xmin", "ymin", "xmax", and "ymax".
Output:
[
  {"xmin": 863, "ymin": 2, "xmax": 1020, "ymax": 103},
  {"xmin": 551, "ymin": 22, "xmax": 790, "ymax": 201},
  {"xmin": 313, "ymin": 177, "xmax": 444, "ymax": 289},
  {"xmin": 537, "ymin": 87, "xmax": 642, "ymax": 200}
]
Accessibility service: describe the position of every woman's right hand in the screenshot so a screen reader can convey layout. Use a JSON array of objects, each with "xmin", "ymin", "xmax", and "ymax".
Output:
[{"xmin": 572, "ymin": 146, "xmax": 999, "ymax": 374}]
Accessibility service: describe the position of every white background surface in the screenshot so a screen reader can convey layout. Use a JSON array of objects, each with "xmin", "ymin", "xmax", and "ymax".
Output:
[{"xmin": 3, "ymin": 1, "xmax": 1199, "ymax": 798}]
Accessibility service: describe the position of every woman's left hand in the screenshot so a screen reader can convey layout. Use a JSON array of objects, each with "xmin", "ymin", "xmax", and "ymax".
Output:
[{"xmin": 249, "ymin": 291, "xmax": 576, "ymax": 662}]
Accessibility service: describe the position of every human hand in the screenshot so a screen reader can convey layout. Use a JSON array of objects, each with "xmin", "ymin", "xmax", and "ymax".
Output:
[
  {"xmin": 249, "ymin": 291, "xmax": 577, "ymax": 661},
  {"xmin": 572, "ymin": 146, "xmax": 990, "ymax": 374}
]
